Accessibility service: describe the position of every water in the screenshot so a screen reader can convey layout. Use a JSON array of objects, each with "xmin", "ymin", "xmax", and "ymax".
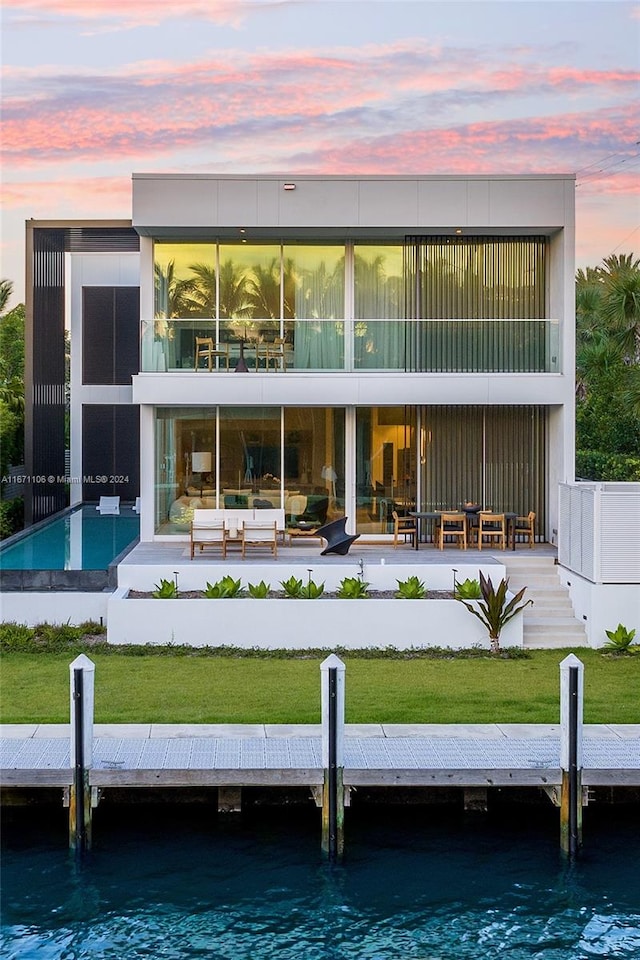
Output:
[
  {"xmin": 2, "ymin": 805, "xmax": 639, "ymax": 958},
  {"xmin": 0, "ymin": 507, "xmax": 139, "ymax": 570}
]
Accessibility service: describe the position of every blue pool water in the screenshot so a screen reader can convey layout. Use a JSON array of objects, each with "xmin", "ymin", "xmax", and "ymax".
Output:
[
  {"xmin": 0, "ymin": 507, "xmax": 139, "ymax": 570},
  {"xmin": 2, "ymin": 806, "xmax": 639, "ymax": 958}
]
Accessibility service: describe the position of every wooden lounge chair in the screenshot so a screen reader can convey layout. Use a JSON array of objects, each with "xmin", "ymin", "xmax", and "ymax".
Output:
[
  {"xmin": 241, "ymin": 520, "xmax": 278, "ymax": 559},
  {"xmin": 190, "ymin": 511, "xmax": 227, "ymax": 559}
]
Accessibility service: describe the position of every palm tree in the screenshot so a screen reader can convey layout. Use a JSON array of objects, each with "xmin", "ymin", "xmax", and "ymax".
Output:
[
  {"xmin": 217, "ymin": 259, "xmax": 252, "ymax": 320},
  {"xmin": 154, "ymin": 261, "xmax": 192, "ymax": 318},
  {"xmin": 0, "ymin": 279, "xmax": 13, "ymax": 314},
  {"xmin": 600, "ymin": 256, "xmax": 640, "ymax": 362}
]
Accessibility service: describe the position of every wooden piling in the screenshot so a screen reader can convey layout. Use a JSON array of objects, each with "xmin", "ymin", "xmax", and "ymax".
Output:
[
  {"xmin": 559, "ymin": 654, "xmax": 584, "ymax": 858},
  {"xmin": 69, "ymin": 655, "xmax": 95, "ymax": 853},
  {"xmin": 320, "ymin": 654, "xmax": 345, "ymax": 861}
]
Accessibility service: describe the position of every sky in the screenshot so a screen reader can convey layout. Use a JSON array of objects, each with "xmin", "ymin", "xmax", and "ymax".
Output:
[{"xmin": 1, "ymin": 0, "xmax": 639, "ymax": 304}]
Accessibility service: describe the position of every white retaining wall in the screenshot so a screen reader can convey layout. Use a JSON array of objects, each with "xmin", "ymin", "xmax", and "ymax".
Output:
[
  {"xmin": 0, "ymin": 592, "xmax": 109, "ymax": 628},
  {"xmin": 106, "ymin": 588, "xmax": 523, "ymax": 650}
]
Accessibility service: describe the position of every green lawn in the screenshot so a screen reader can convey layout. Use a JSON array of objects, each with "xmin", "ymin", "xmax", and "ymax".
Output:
[{"xmin": 1, "ymin": 650, "xmax": 638, "ymax": 725}]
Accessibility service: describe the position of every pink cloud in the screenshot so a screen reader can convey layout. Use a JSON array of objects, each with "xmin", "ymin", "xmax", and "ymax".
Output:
[
  {"xmin": 2, "ymin": 39, "xmax": 637, "ymax": 168},
  {"xmin": 2, "ymin": 0, "xmax": 270, "ymax": 29}
]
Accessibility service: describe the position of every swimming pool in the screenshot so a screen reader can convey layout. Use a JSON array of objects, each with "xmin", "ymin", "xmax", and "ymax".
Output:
[{"xmin": 0, "ymin": 506, "xmax": 139, "ymax": 571}]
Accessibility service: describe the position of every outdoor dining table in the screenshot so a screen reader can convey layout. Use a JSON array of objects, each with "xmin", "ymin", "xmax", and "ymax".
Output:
[
  {"xmin": 409, "ymin": 510, "xmax": 519, "ymax": 550},
  {"xmin": 408, "ymin": 511, "xmax": 442, "ymax": 549}
]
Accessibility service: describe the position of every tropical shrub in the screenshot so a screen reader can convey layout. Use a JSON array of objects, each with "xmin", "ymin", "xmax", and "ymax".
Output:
[{"xmin": 456, "ymin": 572, "xmax": 532, "ymax": 653}]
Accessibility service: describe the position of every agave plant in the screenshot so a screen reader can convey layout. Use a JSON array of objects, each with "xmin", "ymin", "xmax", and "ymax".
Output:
[
  {"xmin": 337, "ymin": 576, "xmax": 370, "ymax": 599},
  {"xmin": 203, "ymin": 576, "xmax": 243, "ymax": 599},
  {"xmin": 603, "ymin": 623, "xmax": 637, "ymax": 653},
  {"xmin": 299, "ymin": 579, "xmax": 325, "ymax": 599},
  {"xmin": 395, "ymin": 575, "xmax": 426, "ymax": 599},
  {"xmin": 456, "ymin": 572, "xmax": 532, "ymax": 654},
  {"xmin": 281, "ymin": 576, "xmax": 304, "ymax": 598},
  {"xmin": 247, "ymin": 580, "xmax": 271, "ymax": 599},
  {"xmin": 152, "ymin": 578, "xmax": 178, "ymax": 599},
  {"xmin": 454, "ymin": 578, "xmax": 482, "ymax": 600}
]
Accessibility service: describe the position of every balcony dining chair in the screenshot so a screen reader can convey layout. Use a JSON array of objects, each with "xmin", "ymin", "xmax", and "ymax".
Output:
[
  {"xmin": 514, "ymin": 510, "xmax": 536, "ymax": 548},
  {"xmin": 241, "ymin": 520, "xmax": 278, "ymax": 559},
  {"xmin": 194, "ymin": 336, "xmax": 230, "ymax": 372},
  {"xmin": 265, "ymin": 337, "xmax": 289, "ymax": 372},
  {"xmin": 392, "ymin": 510, "xmax": 417, "ymax": 548},
  {"xmin": 436, "ymin": 512, "xmax": 467, "ymax": 550},
  {"xmin": 477, "ymin": 512, "xmax": 506, "ymax": 550},
  {"xmin": 96, "ymin": 496, "xmax": 120, "ymax": 515}
]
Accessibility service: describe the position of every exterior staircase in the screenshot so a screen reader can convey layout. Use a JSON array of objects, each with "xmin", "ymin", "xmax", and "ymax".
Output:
[{"xmin": 502, "ymin": 554, "xmax": 589, "ymax": 649}]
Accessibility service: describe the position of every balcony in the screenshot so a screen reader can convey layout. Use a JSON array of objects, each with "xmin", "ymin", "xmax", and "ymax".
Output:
[{"xmin": 141, "ymin": 318, "xmax": 560, "ymax": 374}]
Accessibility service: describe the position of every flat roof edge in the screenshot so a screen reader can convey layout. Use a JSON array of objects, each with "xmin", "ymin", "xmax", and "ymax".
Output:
[{"xmin": 132, "ymin": 173, "xmax": 576, "ymax": 182}]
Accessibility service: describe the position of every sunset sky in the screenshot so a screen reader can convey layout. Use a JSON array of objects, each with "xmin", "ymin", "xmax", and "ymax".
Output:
[{"xmin": 1, "ymin": 0, "xmax": 638, "ymax": 303}]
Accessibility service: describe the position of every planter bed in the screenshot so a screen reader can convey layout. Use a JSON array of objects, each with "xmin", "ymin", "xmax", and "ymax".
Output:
[{"xmin": 107, "ymin": 588, "xmax": 523, "ymax": 650}]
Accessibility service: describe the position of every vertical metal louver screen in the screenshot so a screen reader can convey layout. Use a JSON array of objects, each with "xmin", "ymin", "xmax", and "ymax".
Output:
[
  {"xmin": 404, "ymin": 237, "xmax": 547, "ymax": 372},
  {"xmin": 420, "ymin": 406, "xmax": 546, "ymax": 536},
  {"xmin": 29, "ymin": 229, "xmax": 67, "ymax": 522}
]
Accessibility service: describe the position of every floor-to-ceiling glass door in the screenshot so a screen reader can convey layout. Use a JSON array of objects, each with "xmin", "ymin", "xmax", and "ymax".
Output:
[{"xmin": 355, "ymin": 407, "xmax": 416, "ymax": 534}]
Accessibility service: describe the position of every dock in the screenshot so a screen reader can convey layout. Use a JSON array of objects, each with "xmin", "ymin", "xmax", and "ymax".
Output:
[{"xmin": 3, "ymin": 721, "xmax": 639, "ymax": 790}]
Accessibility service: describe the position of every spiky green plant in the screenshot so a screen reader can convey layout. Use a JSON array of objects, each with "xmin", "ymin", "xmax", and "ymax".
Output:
[
  {"xmin": 454, "ymin": 578, "xmax": 482, "ymax": 600},
  {"xmin": 395, "ymin": 575, "xmax": 426, "ymax": 599},
  {"xmin": 299, "ymin": 579, "xmax": 325, "ymax": 599},
  {"xmin": 337, "ymin": 577, "xmax": 370, "ymax": 599},
  {"xmin": 603, "ymin": 623, "xmax": 637, "ymax": 653},
  {"xmin": 456, "ymin": 572, "xmax": 532, "ymax": 653},
  {"xmin": 280, "ymin": 576, "xmax": 304, "ymax": 598},
  {"xmin": 152, "ymin": 578, "xmax": 178, "ymax": 599},
  {"xmin": 247, "ymin": 580, "xmax": 271, "ymax": 599},
  {"xmin": 203, "ymin": 576, "xmax": 243, "ymax": 599}
]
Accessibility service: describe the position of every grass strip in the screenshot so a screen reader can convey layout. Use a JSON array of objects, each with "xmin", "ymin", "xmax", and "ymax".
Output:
[{"xmin": 2, "ymin": 648, "xmax": 638, "ymax": 725}]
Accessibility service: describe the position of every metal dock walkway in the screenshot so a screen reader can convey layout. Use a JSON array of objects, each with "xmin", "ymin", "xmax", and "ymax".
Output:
[{"xmin": 3, "ymin": 723, "xmax": 639, "ymax": 789}]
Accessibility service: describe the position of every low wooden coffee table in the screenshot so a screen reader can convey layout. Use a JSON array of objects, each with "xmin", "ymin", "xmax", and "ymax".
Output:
[{"xmin": 287, "ymin": 525, "xmax": 323, "ymax": 546}]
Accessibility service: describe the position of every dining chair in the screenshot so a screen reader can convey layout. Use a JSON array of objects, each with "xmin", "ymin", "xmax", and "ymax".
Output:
[
  {"xmin": 392, "ymin": 510, "xmax": 417, "ymax": 548},
  {"xmin": 436, "ymin": 512, "xmax": 467, "ymax": 550},
  {"xmin": 265, "ymin": 337, "xmax": 289, "ymax": 372},
  {"xmin": 477, "ymin": 512, "xmax": 506, "ymax": 550},
  {"xmin": 514, "ymin": 511, "xmax": 536, "ymax": 548},
  {"xmin": 194, "ymin": 336, "xmax": 230, "ymax": 371}
]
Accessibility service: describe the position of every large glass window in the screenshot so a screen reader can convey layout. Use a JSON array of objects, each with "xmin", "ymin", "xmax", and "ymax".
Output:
[
  {"xmin": 355, "ymin": 407, "xmax": 416, "ymax": 534},
  {"xmin": 284, "ymin": 408, "xmax": 345, "ymax": 523},
  {"xmin": 285, "ymin": 245, "xmax": 345, "ymax": 370},
  {"xmin": 155, "ymin": 407, "xmax": 217, "ymax": 532},
  {"xmin": 154, "ymin": 406, "xmax": 346, "ymax": 532},
  {"xmin": 354, "ymin": 245, "xmax": 404, "ymax": 369},
  {"xmin": 219, "ymin": 407, "xmax": 281, "ymax": 508}
]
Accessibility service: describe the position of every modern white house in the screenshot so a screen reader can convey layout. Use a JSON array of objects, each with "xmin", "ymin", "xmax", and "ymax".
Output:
[{"xmin": 25, "ymin": 174, "xmax": 576, "ymax": 544}]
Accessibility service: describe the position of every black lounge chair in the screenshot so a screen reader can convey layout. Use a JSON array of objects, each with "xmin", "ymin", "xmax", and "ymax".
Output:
[{"xmin": 316, "ymin": 517, "xmax": 360, "ymax": 556}]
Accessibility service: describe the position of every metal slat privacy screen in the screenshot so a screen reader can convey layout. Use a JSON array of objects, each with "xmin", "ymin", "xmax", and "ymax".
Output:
[
  {"xmin": 404, "ymin": 237, "xmax": 547, "ymax": 372},
  {"xmin": 420, "ymin": 405, "xmax": 546, "ymax": 535}
]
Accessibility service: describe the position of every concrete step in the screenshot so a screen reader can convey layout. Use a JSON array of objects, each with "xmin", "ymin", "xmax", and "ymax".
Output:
[
  {"xmin": 503, "ymin": 555, "xmax": 590, "ymax": 649},
  {"xmin": 524, "ymin": 633, "xmax": 588, "ymax": 648},
  {"xmin": 526, "ymin": 619, "xmax": 587, "ymax": 633}
]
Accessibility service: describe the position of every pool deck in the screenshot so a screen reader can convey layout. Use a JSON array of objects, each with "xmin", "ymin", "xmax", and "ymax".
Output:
[{"xmin": 3, "ymin": 723, "xmax": 639, "ymax": 789}]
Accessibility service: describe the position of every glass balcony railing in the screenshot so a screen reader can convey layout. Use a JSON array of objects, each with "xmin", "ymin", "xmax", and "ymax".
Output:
[{"xmin": 141, "ymin": 318, "xmax": 560, "ymax": 374}]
